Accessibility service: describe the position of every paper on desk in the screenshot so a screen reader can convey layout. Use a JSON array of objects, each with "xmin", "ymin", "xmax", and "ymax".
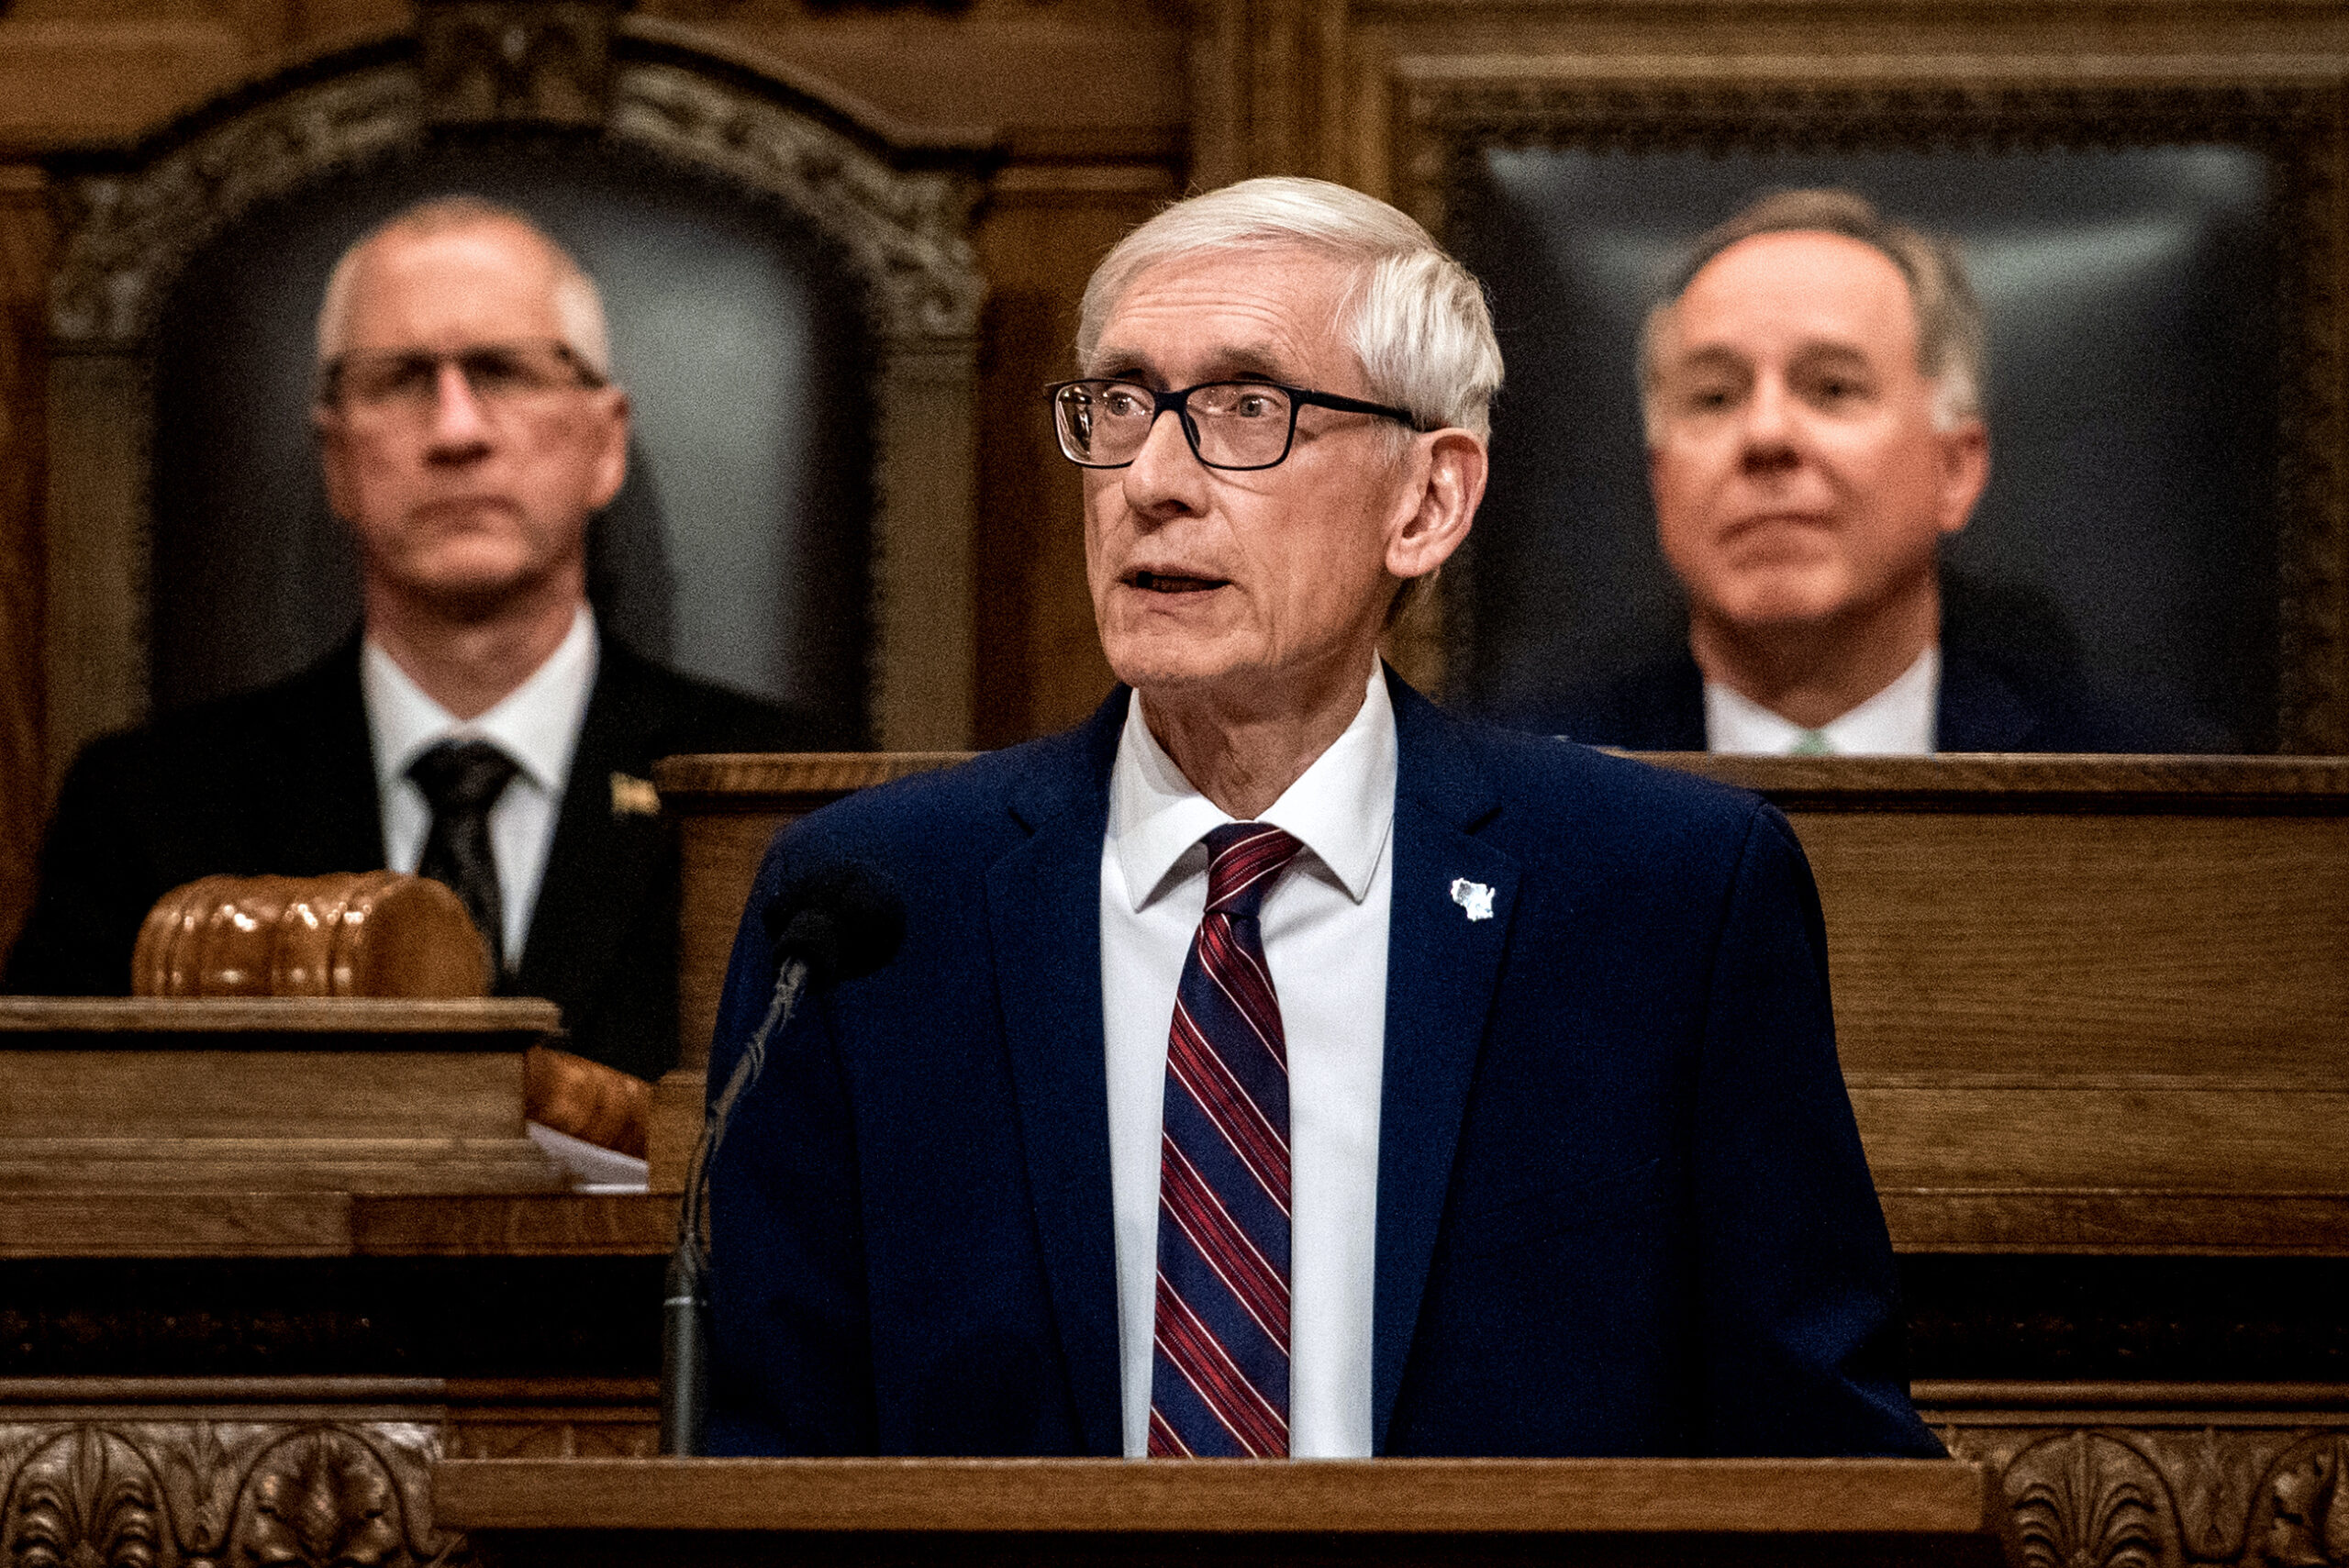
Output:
[{"xmin": 528, "ymin": 1119, "xmax": 651, "ymax": 1194}]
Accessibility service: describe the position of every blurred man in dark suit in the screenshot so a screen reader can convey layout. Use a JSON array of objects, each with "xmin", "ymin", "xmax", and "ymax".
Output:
[
  {"xmin": 7, "ymin": 195, "xmax": 820, "ymax": 1078},
  {"xmin": 1528, "ymin": 188, "xmax": 2222, "ymax": 754},
  {"xmin": 705, "ymin": 175, "xmax": 1936, "ymax": 1459}
]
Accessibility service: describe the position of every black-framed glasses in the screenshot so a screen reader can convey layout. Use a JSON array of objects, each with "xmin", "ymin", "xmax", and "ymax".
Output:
[
  {"xmin": 1047, "ymin": 378, "xmax": 1426, "ymax": 472},
  {"xmin": 320, "ymin": 339, "xmax": 607, "ymax": 416}
]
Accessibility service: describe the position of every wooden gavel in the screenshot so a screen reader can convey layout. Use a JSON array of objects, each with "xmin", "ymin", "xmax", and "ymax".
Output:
[{"xmin": 134, "ymin": 872, "xmax": 651, "ymax": 1157}]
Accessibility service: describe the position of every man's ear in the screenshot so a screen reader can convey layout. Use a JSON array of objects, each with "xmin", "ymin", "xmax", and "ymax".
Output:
[
  {"xmin": 1936, "ymin": 418, "xmax": 1990, "ymax": 537},
  {"xmin": 587, "ymin": 388, "xmax": 631, "ymax": 512},
  {"xmin": 1386, "ymin": 428, "xmax": 1486, "ymax": 582}
]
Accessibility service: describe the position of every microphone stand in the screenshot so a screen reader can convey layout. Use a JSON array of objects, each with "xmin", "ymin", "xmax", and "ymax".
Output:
[{"xmin": 660, "ymin": 952, "xmax": 810, "ymax": 1455}]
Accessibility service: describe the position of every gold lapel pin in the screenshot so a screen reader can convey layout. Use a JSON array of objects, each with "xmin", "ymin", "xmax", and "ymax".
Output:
[{"xmin": 610, "ymin": 772, "xmax": 662, "ymax": 818}]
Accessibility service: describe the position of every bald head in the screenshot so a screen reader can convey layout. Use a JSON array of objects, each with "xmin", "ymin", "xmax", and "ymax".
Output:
[{"xmin": 315, "ymin": 196, "xmax": 613, "ymax": 383}]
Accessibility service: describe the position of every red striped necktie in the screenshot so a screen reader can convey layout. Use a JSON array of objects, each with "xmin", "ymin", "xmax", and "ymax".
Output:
[{"xmin": 1148, "ymin": 820, "xmax": 1303, "ymax": 1459}]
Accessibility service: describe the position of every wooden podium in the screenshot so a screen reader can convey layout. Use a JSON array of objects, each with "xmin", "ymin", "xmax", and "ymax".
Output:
[{"xmin": 434, "ymin": 1456, "xmax": 2008, "ymax": 1567}]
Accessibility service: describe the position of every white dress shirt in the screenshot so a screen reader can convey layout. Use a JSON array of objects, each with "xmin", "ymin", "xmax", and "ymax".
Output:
[
  {"xmin": 1100, "ymin": 661, "xmax": 1396, "ymax": 1459},
  {"xmin": 1704, "ymin": 645, "xmax": 1940, "ymax": 756},
  {"xmin": 362, "ymin": 604, "xmax": 598, "ymax": 965}
]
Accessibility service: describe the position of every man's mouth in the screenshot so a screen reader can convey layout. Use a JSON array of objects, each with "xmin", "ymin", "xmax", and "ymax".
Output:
[{"xmin": 1125, "ymin": 570, "xmax": 1228, "ymax": 594}]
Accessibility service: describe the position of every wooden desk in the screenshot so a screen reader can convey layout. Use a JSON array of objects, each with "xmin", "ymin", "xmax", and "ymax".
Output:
[{"xmin": 434, "ymin": 1456, "xmax": 2008, "ymax": 1567}]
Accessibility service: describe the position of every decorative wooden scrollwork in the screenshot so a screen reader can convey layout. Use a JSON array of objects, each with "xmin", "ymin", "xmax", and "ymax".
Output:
[
  {"xmin": 1942, "ymin": 1418, "xmax": 2349, "ymax": 1568},
  {"xmin": 0, "ymin": 1421, "xmax": 459, "ymax": 1568}
]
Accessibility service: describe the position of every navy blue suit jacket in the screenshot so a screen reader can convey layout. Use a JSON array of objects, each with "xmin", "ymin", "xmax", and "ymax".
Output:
[
  {"xmin": 1509, "ymin": 646, "xmax": 2230, "ymax": 753},
  {"xmin": 705, "ymin": 674, "xmax": 1938, "ymax": 1458}
]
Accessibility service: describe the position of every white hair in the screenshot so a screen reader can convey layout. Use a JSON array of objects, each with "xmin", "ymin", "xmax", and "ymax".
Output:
[
  {"xmin": 314, "ymin": 195, "xmax": 613, "ymax": 384},
  {"xmin": 1076, "ymin": 176, "xmax": 1504, "ymax": 442}
]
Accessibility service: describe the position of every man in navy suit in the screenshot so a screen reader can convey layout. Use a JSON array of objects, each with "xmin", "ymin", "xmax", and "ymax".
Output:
[
  {"xmin": 1513, "ymin": 188, "xmax": 2222, "ymax": 754},
  {"xmin": 706, "ymin": 176, "xmax": 1938, "ymax": 1458}
]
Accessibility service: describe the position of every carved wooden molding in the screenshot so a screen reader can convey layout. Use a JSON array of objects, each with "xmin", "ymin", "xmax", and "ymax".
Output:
[
  {"xmin": 0, "ymin": 1418, "xmax": 460, "ymax": 1567},
  {"xmin": 609, "ymin": 56, "xmax": 985, "ymax": 348},
  {"xmin": 1388, "ymin": 61, "xmax": 2349, "ymax": 751},
  {"xmin": 48, "ymin": 61, "xmax": 418, "ymax": 353},
  {"xmin": 45, "ymin": 38, "xmax": 986, "ymax": 355},
  {"xmin": 418, "ymin": 0, "xmax": 620, "ymax": 127},
  {"xmin": 1937, "ymin": 1415, "xmax": 2349, "ymax": 1565}
]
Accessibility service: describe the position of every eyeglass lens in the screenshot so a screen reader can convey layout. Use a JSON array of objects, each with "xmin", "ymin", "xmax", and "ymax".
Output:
[
  {"xmin": 337, "ymin": 342, "xmax": 591, "ymax": 409},
  {"xmin": 1054, "ymin": 381, "xmax": 1297, "ymax": 469}
]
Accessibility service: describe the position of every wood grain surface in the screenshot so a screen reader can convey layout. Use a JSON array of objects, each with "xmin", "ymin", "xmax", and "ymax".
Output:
[
  {"xmin": 0, "ymin": 996, "xmax": 562, "ymax": 1038},
  {"xmin": 1654, "ymin": 754, "xmax": 2349, "ymax": 809},
  {"xmin": 349, "ymin": 1192, "xmax": 674, "ymax": 1255},
  {"xmin": 432, "ymin": 1457, "xmax": 1993, "ymax": 1536},
  {"xmin": 1847, "ymin": 1075, "xmax": 2349, "ymax": 1188},
  {"xmin": 651, "ymin": 752, "xmax": 974, "ymax": 807},
  {"xmin": 0, "ymin": 1191, "xmax": 359, "ymax": 1256},
  {"xmin": 3, "ymin": 1051, "xmax": 531, "ymax": 1140},
  {"xmin": 0, "ymin": 1191, "xmax": 676, "ymax": 1258},
  {"xmin": 1806, "ymin": 815, "xmax": 2349, "ymax": 1075}
]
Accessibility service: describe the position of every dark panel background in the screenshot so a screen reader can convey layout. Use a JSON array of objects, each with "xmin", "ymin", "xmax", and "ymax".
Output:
[
  {"xmin": 150, "ymin": 132, "xmax": 874, "ymax": 741},
  {"xmin": 1448, "ymin": 146, "xmax": 2279, "ymax": 750}
]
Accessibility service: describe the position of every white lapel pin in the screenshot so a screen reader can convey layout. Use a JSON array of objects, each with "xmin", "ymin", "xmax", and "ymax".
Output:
[{"xmin": 1449, "ymin": 878, "xmax": 1495, "ymax": 922}]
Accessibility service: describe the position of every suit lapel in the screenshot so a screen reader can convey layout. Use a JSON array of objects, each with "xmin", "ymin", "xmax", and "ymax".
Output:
[
  {"xmin": 1372, "ymin": 675, "xmax": 1520, "ymax": 1452},
  {"xmin": 265, "ymin": 639, "xmax": 387, "ymax": 871},
  {"xmin": 986, "ymin": 692, "xmax": 1129, "ymax": 1456},
  {"xmin": 517, "ymin": 638, "xmax": 665, "ymax": 1000},
  {"xmin": 1935, "ymin": 647, "xmax": 2040, "ymax": 751}
]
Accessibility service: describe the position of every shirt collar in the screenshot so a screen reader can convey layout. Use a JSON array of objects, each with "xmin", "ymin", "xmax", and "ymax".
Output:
[
  {"xmin": 363, "ymin": 603, "xmax": 600, "ymax": 794},
  {"xmin": 1703, "ymin": 644, "xmax": 1940, "ymax": 756},
  {"xmin": 1108, "ymin": 661, "xmax": 1397, "ymax": 912}
]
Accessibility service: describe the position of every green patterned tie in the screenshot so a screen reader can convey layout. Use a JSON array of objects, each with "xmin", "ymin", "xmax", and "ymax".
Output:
[{"xmin": 1789, "ymin": 729, "xmax": 1834, "ymax": 756}]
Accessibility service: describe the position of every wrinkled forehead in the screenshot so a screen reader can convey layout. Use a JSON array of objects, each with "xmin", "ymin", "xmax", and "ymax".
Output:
[
  {"xmin": 1087, "ymin": 243, "xmax": 1363, "ymax": 386},
  {"xmin": 339, "ymin": 220, "xmax": 570, "ymax": 349},
  {"xmin": 1665, "ymin": 229, "xmax": 1922, "ymax": 365}
]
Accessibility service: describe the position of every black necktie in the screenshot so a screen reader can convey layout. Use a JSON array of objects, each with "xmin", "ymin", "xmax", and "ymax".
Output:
[{"xmin": 407, "ymin": 739, "xmax": 521, "ymax": 971}]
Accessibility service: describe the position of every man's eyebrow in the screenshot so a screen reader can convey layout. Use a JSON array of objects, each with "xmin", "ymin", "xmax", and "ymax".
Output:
[
  {"xmin": 1789, "ymin": 341, "xmax": 1876, "ymax": 366},
  {"xmin": 1085, "ymin": 346, "xmax": 1158, "ymax": 382},
  {"xmin": 1668, "ymin": 345, "xmax": 1750, "ymax": 375}
]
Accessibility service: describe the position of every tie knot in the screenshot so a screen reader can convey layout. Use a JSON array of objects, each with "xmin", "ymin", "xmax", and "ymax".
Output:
[
  {"xmin": 407, "ymin": 739, "xmax": 520, "ymax": 813},
  {"xmin": 1203, "ymin": 822, "xmax": 1302, "ymax": 918}
]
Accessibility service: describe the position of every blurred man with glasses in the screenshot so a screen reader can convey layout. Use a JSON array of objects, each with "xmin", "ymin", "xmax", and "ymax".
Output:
[
  {"xmin": 705, "ymin": 176, "xmax": 1934, "ymax": 1460},
  {"xmin": 9, "ymin": 196, "xmax": 818, "ymax": 1082}
]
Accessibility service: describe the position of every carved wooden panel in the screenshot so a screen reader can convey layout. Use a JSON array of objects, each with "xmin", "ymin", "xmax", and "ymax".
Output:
[
  {"xmin": 0, "ymin": 1419, "xmax": 463, "ymax": 1567},
  {"xmin": 1929, "ymin": 1389, "xmax": 2349, "ymax": 1568}
]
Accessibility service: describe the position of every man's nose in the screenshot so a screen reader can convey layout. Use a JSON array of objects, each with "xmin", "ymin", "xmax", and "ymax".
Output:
[
  {"xmin": 1119, "ymin": 405, "xmax": 1207, "ymax": 521},
  {"xmin": 425, "ymin": 361, "xmax": 494, "ymax": 453},
  {"xmin": 1737, "ymin": 374, "xmax": 1801, "ymax": 475}
]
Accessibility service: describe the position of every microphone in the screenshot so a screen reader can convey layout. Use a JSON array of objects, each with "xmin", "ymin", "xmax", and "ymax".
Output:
[{"xmin": 660, "ymin": 861, "xmax": 904, "ymax": 1455}]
